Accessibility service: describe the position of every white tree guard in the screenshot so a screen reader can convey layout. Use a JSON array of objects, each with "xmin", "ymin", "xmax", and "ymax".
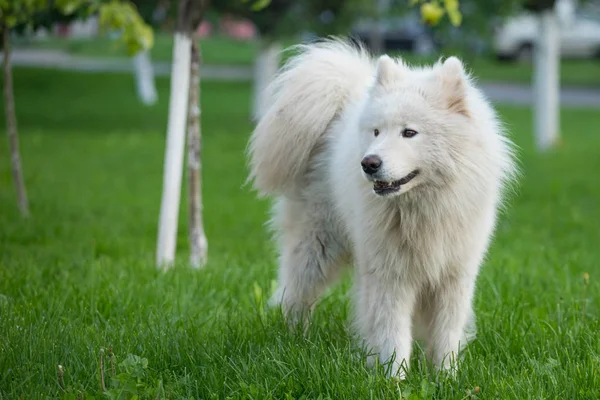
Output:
[
  {"xmin": 133, "ymin": 49, "xmax": 158, "ymax": 105},
  {"xmin": 252, "ymin": 40, "xmax": 281, "ymax": 121},
  {"xmin": 156, "ymin": 33, "xmax": 192, "ymax": 268},
  {"xmin": 533, "ymin": 9, "xmax": 560, "ymax": 151}
]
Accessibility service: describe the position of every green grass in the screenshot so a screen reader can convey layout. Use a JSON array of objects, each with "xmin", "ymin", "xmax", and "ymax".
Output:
[
  {"xmin": 1, "ymin": 68, "xmax": 600, "ymax": 399},
  {"xmin": 17, "ymin": 33, "xmax": 600, "ymax": 87}
]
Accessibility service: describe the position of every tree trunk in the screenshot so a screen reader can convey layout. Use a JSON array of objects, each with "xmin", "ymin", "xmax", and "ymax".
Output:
[
  {"xmin": 252, "ymin": 39, "xmax": 281, "ymax": 121},
  {"xmin": 156, "ymin": 0, "xmax": 211, "ymax": 268},
  {"xmin": 533, "ymin": 8, "xmax": 560, "ymax": 151},
  {"xmin": 187, "ymin": 40, "xmax": 208, "ymax": 268},
  {"xmin": 156, "ymin": 32, "xmax": 192, "ymax": 268},
  {"xmin": 2, "ymin": 25, "xmax": 30, "ymax": 217},
  {"xmin": 133, "ymin": 49, "xmax": 158, "ymax": 105}
]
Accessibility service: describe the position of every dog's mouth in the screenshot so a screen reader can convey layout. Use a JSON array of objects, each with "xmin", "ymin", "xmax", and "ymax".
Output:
[{"xmin": 373, "ymin": 170, "xmax": 420, "ymax": 196}]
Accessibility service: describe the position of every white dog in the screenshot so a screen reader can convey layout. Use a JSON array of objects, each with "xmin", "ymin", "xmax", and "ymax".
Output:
[{"xmin": 247, "ymin": 39, "xmax": 518, "ymax": 378}]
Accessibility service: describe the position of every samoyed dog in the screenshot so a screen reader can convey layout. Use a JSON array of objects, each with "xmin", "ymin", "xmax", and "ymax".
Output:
[{"xmin": 247, "ymin": 39, "xmax": 518, "ymax": 378}]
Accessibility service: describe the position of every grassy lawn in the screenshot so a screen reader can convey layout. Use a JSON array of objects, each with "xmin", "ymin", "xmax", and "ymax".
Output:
[
  {"xmin": 17, "ymin": 33, "xmax": 600, "ymax": 87},
  {"xmin": 1, "ymin": 68, "xmax": 599, "ymax": 399}
]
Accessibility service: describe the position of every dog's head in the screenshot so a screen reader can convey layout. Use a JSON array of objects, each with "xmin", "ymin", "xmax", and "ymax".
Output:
[{"xmin": 358, "ymin": 54, "xmax": 481, "ymax": 198}]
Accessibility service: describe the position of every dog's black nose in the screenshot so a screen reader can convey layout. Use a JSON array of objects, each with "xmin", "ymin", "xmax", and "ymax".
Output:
[{"xmin": 361, "ymin": 155, "xmax": 382, "ymax": 175}]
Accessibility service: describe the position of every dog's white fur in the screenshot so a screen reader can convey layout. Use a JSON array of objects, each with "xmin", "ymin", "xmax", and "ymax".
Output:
[{"xmin": 247, "ymin": 39, "xmax": 518, "ymax": 378}]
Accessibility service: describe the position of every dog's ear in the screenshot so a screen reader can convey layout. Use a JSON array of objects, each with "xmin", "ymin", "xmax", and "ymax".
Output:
[
  {"xmin": 375, "ymin": 55, "xmax": 404, "ymax": 87},
  {"xmin": 437, "ymin": 56, "xmax": 470, "ymax": 117}
]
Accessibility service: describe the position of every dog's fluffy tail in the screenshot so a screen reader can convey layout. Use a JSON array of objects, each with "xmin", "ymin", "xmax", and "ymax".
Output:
[{"xmin": 247, "ymin": 38, "xmax": 374, "ymax": 196}]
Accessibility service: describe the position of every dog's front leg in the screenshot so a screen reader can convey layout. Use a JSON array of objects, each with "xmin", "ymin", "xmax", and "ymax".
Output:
[
  {"xmin": 427, "ymin": 272, "xmax": 477, "ymax": 374},
  {"xmin": 355, "ymin": 266, "xmax": 417, "ymax": 379}
]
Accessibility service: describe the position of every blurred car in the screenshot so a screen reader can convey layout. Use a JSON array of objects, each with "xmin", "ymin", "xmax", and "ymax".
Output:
[
  {"xmin": 350, "ymin": 15, "xmax": 439, "ymax": 55},
  {"xmin": 493, "ymin": 11, "xmax": 600, "ymax": 61}
]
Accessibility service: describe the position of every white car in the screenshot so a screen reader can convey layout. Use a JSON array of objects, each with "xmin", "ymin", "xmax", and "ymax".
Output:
[{"xmin": 494, "ymin": 11, "xmax": 600, "ymax": 61}]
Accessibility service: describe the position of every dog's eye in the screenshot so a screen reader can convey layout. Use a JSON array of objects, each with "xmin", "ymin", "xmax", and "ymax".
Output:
[
  {"xmin": 373, "ymin": 129, "xmax": 380, "ymax": 137},
  {"xmin": 402, "ymin": 128, "xmax": 418, "ymax": 138}
]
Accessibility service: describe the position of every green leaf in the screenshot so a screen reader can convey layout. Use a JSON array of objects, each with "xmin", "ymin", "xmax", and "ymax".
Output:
[
  {"xmin": 253, "ymin": 281, "xmax": 263, "ymax": 304},
  {"xmin": 241, "ymin": 0, "xmax": 271, "ymax": 11},
  {"xmin": 420, "ymin": 2, "xmax": 444, "ymax": 26},
  {"xmin": 443, "ymin": 0, "xmax": 462, "ymax": 26},
  {"xmin": 447, "ymin": 7, "xmax": 462, "ymax": 26},
  {"xmin": 98, "ymin": 1, "xmax": 154, "ymax": 55},
  {"xmin": 54, "ymin": 0, "xmax": 84, "ymax": 15},
  {"xmin": 251, "ymin": 0, "xmax": 271, "ymax": 11},
  {"xmin": 443, "ymin": 0, "xmax": 459, "ymax": 11},
  {"xmin": 5, "ymin": 15, "xmax": 17, "ymax": 27}
]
